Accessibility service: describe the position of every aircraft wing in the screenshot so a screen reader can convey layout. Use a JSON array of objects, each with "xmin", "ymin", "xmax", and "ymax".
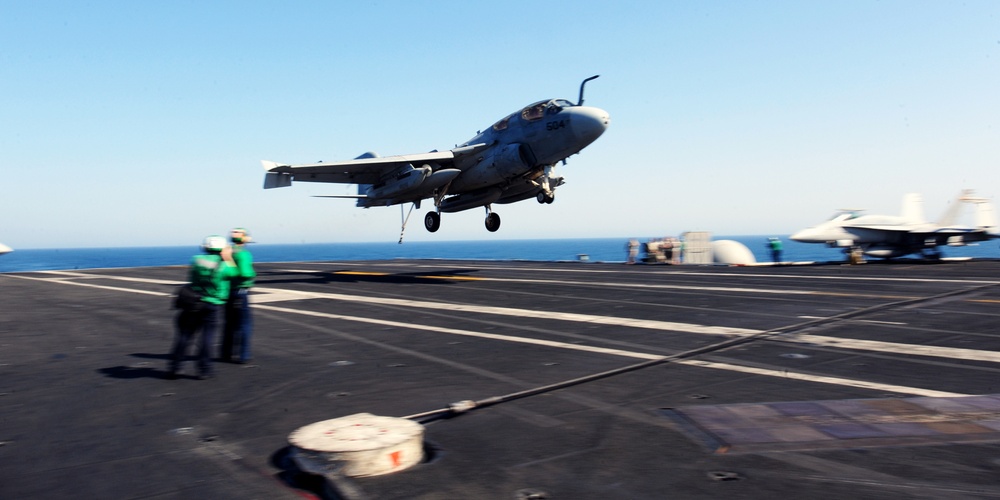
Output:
[
  {"xmin": 848, "ymin": 225, "xmax": 908, "ymax": 232},
  {"xmin": 262, "ymin": 143, "xmax": 489, "ymax": 187}
]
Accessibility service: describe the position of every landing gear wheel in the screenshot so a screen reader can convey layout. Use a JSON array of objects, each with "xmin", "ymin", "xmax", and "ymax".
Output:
[
  {"xmin": 485, "ymin": 212, "xmax": 501, "ymax": 232},
  {"xmin": 424, "ymin": 212, "xmax": 441, "ymax": 232},
  {"xmin": 536, "ymin": 192, "xmax": 555, "ymax": 204}
]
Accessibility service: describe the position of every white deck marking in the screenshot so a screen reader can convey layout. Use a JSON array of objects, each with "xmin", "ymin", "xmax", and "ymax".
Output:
[
  {"xmin": 798, "ymin": 315, "xmax": 908, "ymax": 326},
  {"xmin": 453, "ymin": 276, "xmax": 814, "ymax": 295},
  {"xmin": 672, "ymin": 271, "xmax": 1000, "ymax": 285},
  {"xmin": 252, "ymin": 304, "xmax": 965, "ymax": 398},
  {"xmin": 247, "ymin": 286, "xmax": 759, "ymax": 336},
  {"xmin": 35, "ymin": 270, "xmax": 181, "ymax": 285},
  {"xmin": 325, "ymin": 262, "xmax": 1000, "ymax": 285},
  {"xmin": 794, "ymin": 334, "xmax": 1000, "ymax": 363},
  {"xmin": 255, "ymin": 304, "xmax": 667, "ymax": 360},
  {"xmin": 315, "ymin": 269, "xmax": 816, "ymax": 295},
  {"xmin": 5, "ymin": 273, "xmax": 173, "ymax": 296},
  {"xmin": 676, "ymin": 360, "xmax": 965, "ymax": 397},
  {"xmin": 3, "ymin": 270, "xmax": 989, "ymax": 396}
]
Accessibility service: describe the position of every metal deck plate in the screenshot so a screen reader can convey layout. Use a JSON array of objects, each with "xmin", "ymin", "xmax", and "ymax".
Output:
[{"xmin": 665, "ymin": 394, "xmax": 1000, "ymax": 453}]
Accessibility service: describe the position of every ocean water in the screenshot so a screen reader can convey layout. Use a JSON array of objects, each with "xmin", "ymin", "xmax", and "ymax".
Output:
[{"xmin": 0, "ymin": 236, "xmax": 997, "ymax": 273}]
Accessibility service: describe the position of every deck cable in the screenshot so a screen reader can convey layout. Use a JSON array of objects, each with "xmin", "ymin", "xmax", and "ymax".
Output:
[{"xmin": 405, "ymin": 282, "xmax": 999, "ymax": 424}]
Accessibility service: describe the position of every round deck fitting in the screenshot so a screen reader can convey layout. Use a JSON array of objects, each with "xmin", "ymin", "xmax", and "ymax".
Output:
[{"xmin": 288, "ymin": 413, "xmax": 424, "ymax": 477}]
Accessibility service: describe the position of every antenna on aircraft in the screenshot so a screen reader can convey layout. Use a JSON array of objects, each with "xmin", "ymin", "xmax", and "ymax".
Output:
[{"xmin": 577, "ymin": 75, "xmax": 600, "ymax": 106}]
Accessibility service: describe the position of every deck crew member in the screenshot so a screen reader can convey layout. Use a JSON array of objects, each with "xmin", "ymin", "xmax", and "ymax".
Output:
[
  {"xmin": 221, "ymin": 227, "xmax": 256, "ymax": 364},
  {"xmin": 169, "ymin": 236, "xmax": 236, "ymax": 380}
]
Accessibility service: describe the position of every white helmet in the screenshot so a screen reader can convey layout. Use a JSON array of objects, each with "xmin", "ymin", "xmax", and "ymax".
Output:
[{"xmin": 202, "ymin": 235, "xmax": 227, "ymax": 252}]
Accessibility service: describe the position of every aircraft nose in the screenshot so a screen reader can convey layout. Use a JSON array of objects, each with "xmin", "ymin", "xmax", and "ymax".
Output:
[
  {"xmin": 790, "ymin": 230, "xmax": 812, "ymax": 242},
  {"xmin": 790, "ymin": 227, "xmax": 828, "ymax": 243},
  {"xmin": 571, "ymin": 106, "xmax": 610, "ymax": 144}
]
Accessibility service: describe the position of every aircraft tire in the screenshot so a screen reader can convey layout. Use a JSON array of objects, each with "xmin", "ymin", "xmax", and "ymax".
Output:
[
  {"xmin": 537, "ymin": 193, "xmax": 555, "ymax": 204},
  {"xmin": 425, "ymin": 212, "xmax": 441, "ymax": 232},
  {"xmin": 485, "ymin": 212, "xmax": 501, "ymax": 232}
]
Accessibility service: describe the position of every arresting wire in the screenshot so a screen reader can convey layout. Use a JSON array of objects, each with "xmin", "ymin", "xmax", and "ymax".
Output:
[{"xmin": 404, "ymin": 282, "xmax": 998, "ymax": 424}]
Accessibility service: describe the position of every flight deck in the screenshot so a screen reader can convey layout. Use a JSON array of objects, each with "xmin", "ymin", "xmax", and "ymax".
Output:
[{"xmin": 3, "ymin": 259, "xmax": 1000, "ymax": 499}]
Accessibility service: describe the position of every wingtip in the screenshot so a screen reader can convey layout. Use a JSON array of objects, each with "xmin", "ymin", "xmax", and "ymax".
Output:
[{"xmin": 261, "ymin": 160, "xmax": 287, "ymax": 171}]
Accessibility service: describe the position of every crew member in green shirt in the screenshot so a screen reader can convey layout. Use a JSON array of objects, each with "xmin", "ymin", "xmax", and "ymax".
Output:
[
  {"xmin": 769, "ymin": 237, "xmax": 784, "ymax": 264},
  {"xmin": 221, "ymin": 227, "xmax": 256, "ymax": 364},
  {"xmin": 169, "ymin": 235, "xmax": 237, "ymax": 379}
]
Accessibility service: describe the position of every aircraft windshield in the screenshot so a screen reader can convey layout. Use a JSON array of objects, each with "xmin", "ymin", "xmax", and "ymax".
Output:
[
  {"xmin": 492, "ymin": 114, "xmax": 512, "ymax": 131},
  {"xmin": 828, "ymin": 211, "xmax": 863, "ymax": 221},
  {"xmin": 521, "ymin": 99, "xmax": 575, "ymax": 121},
  {"xmin": 546, "ymin": 99, "xmax": 574, "ymax": 114},
  {"xmin": 521, "ymin": 101, "xmax": 548, "ymax": 121}
]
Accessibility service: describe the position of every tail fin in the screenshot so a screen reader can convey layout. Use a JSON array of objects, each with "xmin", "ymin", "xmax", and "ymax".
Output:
[
  {"xmin": 935, "ymin": 189, "xmax": 974, "ymax": 226},
  {"xmin": 975, "ymin": 201, "xmax": 999, "ymax": 232},
  {"xmin": 355, "ymin": 183, "xmax": 373, "ymax": 207},
  {"xmin": 900, "ymin": 193, "xmax": 925, "ymax": 223},
  {"xmin": 353, "ymin": 152, "xmax": 379, "ymax": 207}
]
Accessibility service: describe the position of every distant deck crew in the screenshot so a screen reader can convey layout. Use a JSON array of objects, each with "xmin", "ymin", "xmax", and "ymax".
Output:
[
  {"xmin": 626, "ymin": 239, "xmax": 639, "ymax": 264},
  {"xmin": 663, "ymin": 237, "xmax": 675, "ymax": 264},
  {"xmin": 769, "ymin": 237, "xmax": 784, "ymax": 264}
]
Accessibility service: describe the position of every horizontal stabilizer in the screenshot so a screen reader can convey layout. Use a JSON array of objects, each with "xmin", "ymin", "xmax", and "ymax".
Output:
[
  {"xmin": 975, "ymin": 200, "xmax": 999, "ymax": 233},
  {"xmin": 264, "ymin": 172, "xmax": 292, "ymax": 189}
]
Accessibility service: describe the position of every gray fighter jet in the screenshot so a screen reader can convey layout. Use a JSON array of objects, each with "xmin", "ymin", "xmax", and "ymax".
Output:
[{"xmin": 262, "ymin": 76, "xmax": 609, "ymax": 241}]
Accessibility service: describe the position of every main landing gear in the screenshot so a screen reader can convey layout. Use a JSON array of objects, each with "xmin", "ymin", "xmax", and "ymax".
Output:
[
  {"xmin": 484, "ymin": 206, "xmax": 501, "ymax": 232},
  {"xmin": 422, "ymin": 207, "xmax": 502, "ymax": 233},
  {"xmin": 424, "ymin": 211, "xmax": 441, "ymax": 232}
]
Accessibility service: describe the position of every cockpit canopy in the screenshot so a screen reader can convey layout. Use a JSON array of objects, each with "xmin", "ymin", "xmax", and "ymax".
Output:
[
  {"xmin": 491, "ymin": 99, "xmax": 575, "ymax": 131},
  {"xmin": 521, "ymin": 99, "xmax": 574, "ymax": 121},
  {"xmin": 828, "ymin": 210, "xmax": 864, "ymax": 222}
]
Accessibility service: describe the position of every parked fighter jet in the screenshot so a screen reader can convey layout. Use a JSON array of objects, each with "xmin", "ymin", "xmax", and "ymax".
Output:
[
  {"xmin": 262, "ymin": 76, "xmax": 610, "ymax": 242},
  {"xmin": 790, "ymin": 190, "xmax": 999, "ymax": 259}
]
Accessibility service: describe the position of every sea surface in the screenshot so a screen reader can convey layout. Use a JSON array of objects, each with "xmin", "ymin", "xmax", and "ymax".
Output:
[{"xmin": 1, "ymin": 236, "xmax": 998, "ymax": 273}]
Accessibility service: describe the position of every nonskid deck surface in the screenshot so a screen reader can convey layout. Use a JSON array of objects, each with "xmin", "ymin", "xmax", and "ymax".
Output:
[{"xmin": 3, "ymin": 259, "xmax": 1000, "ymax": 499}]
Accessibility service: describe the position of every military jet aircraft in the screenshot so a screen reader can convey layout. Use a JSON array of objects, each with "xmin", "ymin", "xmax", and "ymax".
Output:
[
  {"xmin": 262, "ymin": 76, "xmax": 610, "ymax": 242},
  {"xmin": 790, "ymin": 190, "xmax": 999, "ymax": 259}
]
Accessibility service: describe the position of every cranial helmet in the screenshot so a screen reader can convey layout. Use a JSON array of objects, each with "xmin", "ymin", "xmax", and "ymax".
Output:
[
  {"xmin": 202, "ymin": 235, "xmax": 227, "ymax": 252},
  {"xmin": 231, "ymin": 227, "xmax": 250, "ymax": 244}
]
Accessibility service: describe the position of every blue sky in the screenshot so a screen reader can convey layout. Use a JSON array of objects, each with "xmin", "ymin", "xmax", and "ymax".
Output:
[{"xmin": 2, "ymin": 1, "xmax": 998, "ymax": 248}]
